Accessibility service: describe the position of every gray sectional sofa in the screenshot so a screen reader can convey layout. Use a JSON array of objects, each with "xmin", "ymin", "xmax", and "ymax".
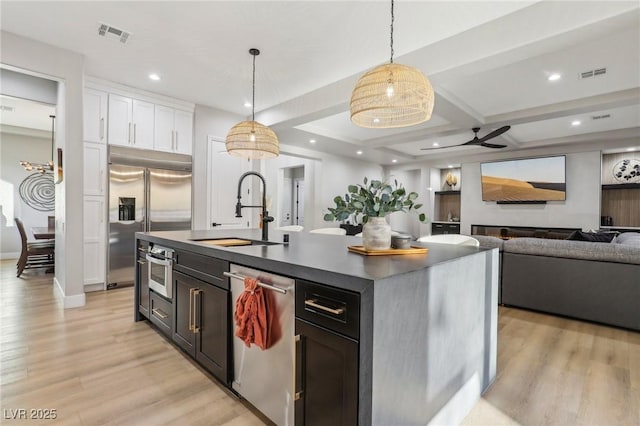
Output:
[{"xmin": 474, "ymin": 233, "xmax": 640, "ymax": 331}]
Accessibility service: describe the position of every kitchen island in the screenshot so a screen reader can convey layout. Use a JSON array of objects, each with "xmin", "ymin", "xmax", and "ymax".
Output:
[{"xmin": 135, "ymin": 229, "xmax": 498, "ymax": 426}]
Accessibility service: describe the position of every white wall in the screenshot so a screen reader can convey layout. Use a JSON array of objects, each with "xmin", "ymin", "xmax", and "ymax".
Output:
[
  {"xmin": 0, "ymin": 132, "xmax": 53, "ymax": 257},
  {"xmin": 193, "ymin": 104, "xmax": 245, "ymax": 229},
  {"xmin": 260, "ymin": 145, "xmax": 384, "ymax": 231},
  {"xmin": 460, "ymin": 151, "xmax": 601, "ymax": 234},
  {"xmin": 387, "ymin": 169, "xmax": 423, "ymax": 237},
  {"xmin": 2, "ymin": 31, "xmax": 85, "ymax": 308}
]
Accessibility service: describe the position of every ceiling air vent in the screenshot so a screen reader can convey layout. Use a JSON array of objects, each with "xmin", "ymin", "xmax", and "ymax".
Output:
[
  {"xmin": 592, "ymin": 114, "xmax": 611, "ymax": 120},
  {"xmin": 0, "ymin": 106, "xmax": 15, "ymax": 112},
  {"xmin": 579, "ymin": 67, "xmax": 607, "ymax": 79},
  {"xmin": 98, "ymin": 23, "xmax": 131, "ymax": 44}
]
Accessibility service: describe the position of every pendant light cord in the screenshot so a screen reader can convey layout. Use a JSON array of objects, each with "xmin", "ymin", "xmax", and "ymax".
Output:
[
  {"xmin": 390, "ymin": 0, "xmax": 395, "ymax": 64},
  {"xmin": 252, "ymin": 53, "xmax": 256, "ymax": 121}
]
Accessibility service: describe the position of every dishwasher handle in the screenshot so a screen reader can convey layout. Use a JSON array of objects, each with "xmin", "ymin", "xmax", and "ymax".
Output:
[{"xmin": 223, "ymin": 271, "xmax": 288, "ymax": 294}]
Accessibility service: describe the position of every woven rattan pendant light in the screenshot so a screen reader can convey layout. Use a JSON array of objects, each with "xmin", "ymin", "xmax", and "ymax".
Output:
[
  {"xmin": 226, "ymin": 48, "xmax": 279, "ymax": 159},
  {"xmin": 350, "ymin": 0, "xmax": 434, "ymax": 128}
]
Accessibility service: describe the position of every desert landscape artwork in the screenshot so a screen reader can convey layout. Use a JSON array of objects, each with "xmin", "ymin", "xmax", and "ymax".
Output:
[{"xmin": 481, "ymin": 156, "xmax": 566, "ymax": 202}]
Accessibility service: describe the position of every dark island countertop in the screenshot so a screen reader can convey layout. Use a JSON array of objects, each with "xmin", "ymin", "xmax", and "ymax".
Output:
[{"xmin": 137, "ymin": 228, "xmax": 486, "ymax": 293}]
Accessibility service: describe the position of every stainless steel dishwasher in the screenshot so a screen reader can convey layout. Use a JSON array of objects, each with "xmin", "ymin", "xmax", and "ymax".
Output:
[{"xmin": 225, "ymin": 264, "xmax": 295, "ymax": 426}]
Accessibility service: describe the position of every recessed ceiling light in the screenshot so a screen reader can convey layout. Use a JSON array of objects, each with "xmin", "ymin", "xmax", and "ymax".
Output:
[
  {"xmin": 427, "ymin": 187, "xmax": 433, "ymax": 191},
  {"xmin": 448, "ymin": 165, "xmax": 453, "ymax": 168},
  {"xmin": 571, "ymin": 120, "xmax": 581, "ymax": 126},
  {"xmin": 626, "ymin": 147, "xmax": 636, "ymax": 152},
  {"xmin": 392, "ymin": 159, "xmax": 397, "ymax": 163},
  {"xmin": 548, "ymin": 73, "xmax": 561, "ymax": 81},
  {"xmin": 244, "ymin": 101, "xmax": 252, "ymax": 108},
  {"xmin": 309, "ymin": 139, "xmax": 316, "ymax": 144},
  {"xmin": 433, "ymin": 142, "xmax": 439, "ymax": 147},
  {"xmin": 149, "ymin": 73, "xmax": 160, "ymax": 81},
  {"xmin": 356, "ymin": 150, "xmax": 363, "ymax": 155}
]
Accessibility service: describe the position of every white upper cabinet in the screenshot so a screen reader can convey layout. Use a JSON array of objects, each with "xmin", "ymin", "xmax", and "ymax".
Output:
[
  {"xmin": 108, "ymin": 94, "xmax": 133, "ymax": 147},
  {"xmin": 83, "ymin": 89, "xmax": 107, "ymax": 144},
  {"xmin": 154, "ymin": 105, "xmax": 193, "ymax": 155},
  {"xmin": 108, "ymin": 94, "xmax": 154, "ymax": 149},
  {"xmin": 132, "ymin": 99, "xmax": 154, "ymax": 150}
]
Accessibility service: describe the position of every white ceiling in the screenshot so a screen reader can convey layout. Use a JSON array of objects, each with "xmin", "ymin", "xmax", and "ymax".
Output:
[{"xmin": 1, "ymin": 1, "xmax": 639, "ymax": 166}]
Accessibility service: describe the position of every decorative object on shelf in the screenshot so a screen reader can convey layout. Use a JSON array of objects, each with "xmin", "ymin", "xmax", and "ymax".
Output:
[
  {"xmin": 612, "ymin": 159, "xmax": 640, "ymax": 183},
  {"xmin": 226, "ymin": 48, "xmax": 279, "ymax": 159},
  {"xmin": 349, "ymin": 0, "xmax": 434, "ymax": 129},
  {"xmin": 324, "ymin": 177, "xmax": 427, "ymax": 250},
  {"xmin": 19, "ymin": 172, "xmax": 55, "ymax": 212},
  {"xmin": 20, "ymin": 115, "xmax": 56, "ymax": 173},
  {"xmin": 445, "ymin": 171, "xmax": 458, "ymax": 190}
]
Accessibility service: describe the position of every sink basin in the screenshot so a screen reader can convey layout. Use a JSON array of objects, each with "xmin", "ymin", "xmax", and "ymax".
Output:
[{"xmin": 189, "ymin": 237, "xmax": 281, "ymax": 247}]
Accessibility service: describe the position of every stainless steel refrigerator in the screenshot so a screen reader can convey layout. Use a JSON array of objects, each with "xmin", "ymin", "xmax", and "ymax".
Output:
[{"xmin": 108, "ymin": 146, "xmax": 192, "ymax": 288}]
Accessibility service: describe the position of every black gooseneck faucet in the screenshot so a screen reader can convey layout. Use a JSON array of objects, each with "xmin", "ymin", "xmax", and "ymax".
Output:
[{"xmin": 235, "ymin": 171, "xmax": 274, "ymax": 241}]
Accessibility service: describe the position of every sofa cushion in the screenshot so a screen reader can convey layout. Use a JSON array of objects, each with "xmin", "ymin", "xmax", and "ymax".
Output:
[
  {"xmin": 471, "ymin": 235, "xmax": 504, "ymax": 251},
  {"xmin": 612, "ymin": 232, "xmax": 640, "ymax": 248},
  {"xmin": 504, "ymin": 237, "xmax": 640, "ymax": 265},
  {"xmin": 566, "ymin": 230, "xmax": 616, "ymax": 243}
]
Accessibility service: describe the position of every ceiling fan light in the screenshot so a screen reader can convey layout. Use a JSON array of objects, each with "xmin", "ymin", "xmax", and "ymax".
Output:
[
  {"xmin": 226, "ymin": 120, "xmax": 279, "ymax": 160},
  {"xmin": 350, "ymin": 63, "xmax": 434, "ymax": 128}
]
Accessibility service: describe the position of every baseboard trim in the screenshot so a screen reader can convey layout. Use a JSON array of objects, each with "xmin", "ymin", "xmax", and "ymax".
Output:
[
  {"xmin": 84, "ymin": 283, "xmax": 105, "ymax": 292},
  {"xmin": 54, "ymin": 277, "xmax": 86, "ymax": 309},
  {"xmin": 0, "ymin": 252, "xmax": 20, "ymax": 260},
  {"xmin": 428, "ymin": 373, "xmax": 481, "ymax": 426}
]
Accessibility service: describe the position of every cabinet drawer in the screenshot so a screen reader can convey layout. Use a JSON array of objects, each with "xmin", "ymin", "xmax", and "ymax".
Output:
[
  {"xmin": 296, "ymin": 280, "xmax": 360, "ymax": 340},
  {"xmin": 174, "ymin": 250, "xmax": 228, "ymax": 289},
  {"xmin": 150, "ymin": 290, "xmax": 172, "ymax": 336}
]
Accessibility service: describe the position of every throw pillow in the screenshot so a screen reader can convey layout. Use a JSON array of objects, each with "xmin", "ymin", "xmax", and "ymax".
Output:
[
  {"xmin": 611, "ymin": 232, "xmax": 640, "ymax": 247},
  {"xmin": 565, "ymin": 230, "xmax": 616, "ymax": 243}
]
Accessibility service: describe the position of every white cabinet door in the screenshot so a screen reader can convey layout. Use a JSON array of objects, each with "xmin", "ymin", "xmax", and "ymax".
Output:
[
  {"xmin": 173, "ymin": 110, "xmax": 193, "ymax": 155},
  {"xmin": 83, "ymin": 142, "xmax": 106, "ymax": 196},
  {"xmin": 83, "ymin": 195, "xmax": 106, "ymax": 285},
  {"xmin": 132, "ymin": 99, "xmax": 154, "ymax": 150},
  {"xmin": 84, "ymin": 89, "xmax": 107, "ymax": 144},
  {"xmin": 154, "ymin": 105, "xmax": 174, "ymax": 152},
  {"xmin": 108, "ymin": 94, "xmax": 132, "ymax": 146},
  {"xmin": 208, "ymin": 140, "xmax": 252, "ymax": 230}
]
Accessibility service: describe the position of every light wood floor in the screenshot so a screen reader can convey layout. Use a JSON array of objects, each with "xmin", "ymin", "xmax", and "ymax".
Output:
[{"xmin": 1, "ymin": 261, "xmax": 639, "ymax": 425}]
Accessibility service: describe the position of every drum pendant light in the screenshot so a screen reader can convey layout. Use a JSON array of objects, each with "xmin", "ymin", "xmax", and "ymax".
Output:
[
  {"xmin": 350, "ymin": 0, "xmax": 434, "ymax": 128},
  {"xmin": 226, "ymin": 48, "xmax": 279, "ymax": 159}
]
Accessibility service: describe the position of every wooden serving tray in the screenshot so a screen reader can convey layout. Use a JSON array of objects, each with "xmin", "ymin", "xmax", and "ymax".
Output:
[
  {"xmin": 199, "ymin": 239, "xmax": 252, "ymax": 247},
  {"xmin": 348, "ymin": 245, "xmax": 428, "ymax": 256}
]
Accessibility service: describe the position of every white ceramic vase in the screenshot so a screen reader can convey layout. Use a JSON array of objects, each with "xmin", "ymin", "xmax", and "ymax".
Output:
[{"xmin": 362, "ymin": 216, "xmax": 391, "ymax": 250}]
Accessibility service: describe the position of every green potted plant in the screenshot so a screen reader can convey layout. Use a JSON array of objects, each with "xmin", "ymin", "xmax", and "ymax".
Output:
[{"xmin": 324, "ymin": 177, "xmax": 427, "ymax": 250}]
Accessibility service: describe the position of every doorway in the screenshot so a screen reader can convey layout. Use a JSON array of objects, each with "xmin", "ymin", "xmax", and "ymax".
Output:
[{"xmin": 279, "ymin": 166, "xmax": 305, "ymax": 227}]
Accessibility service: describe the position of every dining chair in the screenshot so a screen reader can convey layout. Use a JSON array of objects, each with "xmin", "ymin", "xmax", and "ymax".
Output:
[
  {"xmin": 15, "ymin": 218, "xmax": 55, "ymax": 277},
  {"xmin": 309, "ymin": 227, "xmax": 347, "ymax": 235},
  {"xmin": 275, "ymin": 225, "xmax": 304, "ymax": 232},
  {"xmin": 416, "ymin": 234, "xmax": 480, "ymax": 247}
]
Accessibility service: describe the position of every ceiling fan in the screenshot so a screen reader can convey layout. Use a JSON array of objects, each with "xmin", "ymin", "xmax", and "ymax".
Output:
[{"xmin": 421, "ymin": 125, "xmax": 511, "ymax": 150}]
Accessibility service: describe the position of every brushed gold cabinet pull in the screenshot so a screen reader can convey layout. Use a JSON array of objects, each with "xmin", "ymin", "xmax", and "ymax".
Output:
[
  {"xmin": 152, "ymin": 308, "xmax": 167, "ymax": 319},
  {"xmin": 304, "ymin": 299, "xmax": 345, "ymax": 315},
  {"xmin": 188, "ymin": 288, "xmax": 194, "ymax": 331},
  {"xmin": 193, "ymin": 289, "xmax": 201, "ymax": 333}
]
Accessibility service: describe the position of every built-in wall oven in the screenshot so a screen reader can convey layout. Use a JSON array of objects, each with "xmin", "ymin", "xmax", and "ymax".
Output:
[{"xmin": 146, "ymin": 245, "xmax": 174, "ymax": 299}]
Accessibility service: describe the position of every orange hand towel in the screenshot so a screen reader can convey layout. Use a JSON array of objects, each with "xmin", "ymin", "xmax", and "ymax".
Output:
[{"xmin": 235, "ymin": 277, "xmax": 272, "ymax": 350}]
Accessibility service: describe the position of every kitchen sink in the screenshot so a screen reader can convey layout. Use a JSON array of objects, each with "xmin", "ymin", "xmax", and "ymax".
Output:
[{"xmin": 189, "ymin": 237, "xmax": 281, "ymax": 247}]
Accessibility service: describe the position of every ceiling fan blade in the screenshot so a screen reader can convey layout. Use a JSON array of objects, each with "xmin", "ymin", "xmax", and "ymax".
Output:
[
  {"xmin": 476, "ymin": 125, "xmax": 511, "ymax": 143},
  {"xmin": 481, "ymin": 142, "xmax": 507, "ymax": 149}
]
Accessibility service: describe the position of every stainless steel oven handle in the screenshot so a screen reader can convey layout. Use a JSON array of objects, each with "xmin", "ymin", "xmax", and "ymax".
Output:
[
  {"xmin": 146, "ymin": 253, "xmax": 172, "ymax": 267},
  {"xmin": 223, "ymin": 271, "xmax": 287, "ymax": 294}
]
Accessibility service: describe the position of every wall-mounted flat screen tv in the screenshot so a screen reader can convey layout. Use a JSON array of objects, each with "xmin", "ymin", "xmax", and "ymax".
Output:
[{"xmin": 480, "ymin": 155, "xmax": 566, "ymax": 202}]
